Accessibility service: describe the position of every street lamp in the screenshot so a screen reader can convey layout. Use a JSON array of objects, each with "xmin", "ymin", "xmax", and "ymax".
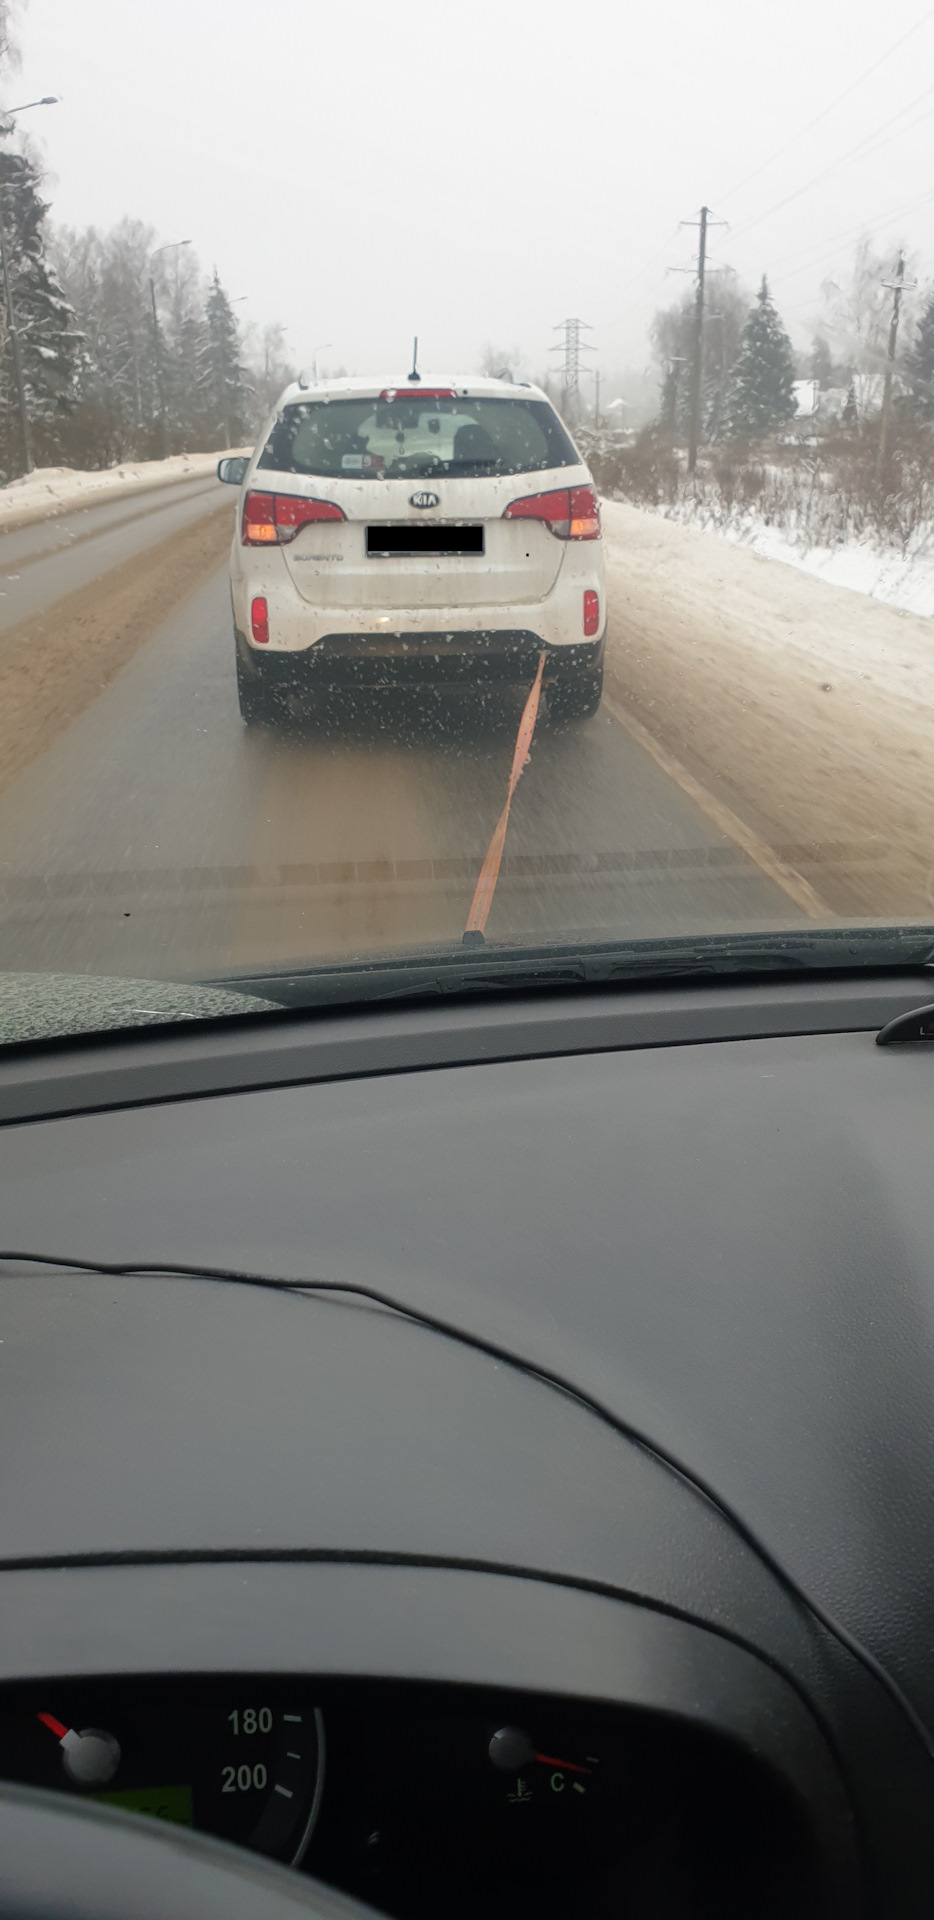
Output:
[
  {"xmin": 149, "ymin": 240, "xmax": 191, "ymax": 459},
  {"xmin": 0, "ymin": 95, "xmax": 59, "ymax": 474}
]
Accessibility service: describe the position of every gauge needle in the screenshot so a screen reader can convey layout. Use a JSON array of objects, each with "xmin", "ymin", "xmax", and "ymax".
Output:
[
  {"xmin": 38, "ymin": 1713, "xmax": 71, "ymax": 1742},
  {"xmin": 37, "ymin": 1713, "xmax": 121, "ymax": 1785},
  {"xmin": 533, "ymin": 1753, "xmax": 592, "ymax": 1775}
]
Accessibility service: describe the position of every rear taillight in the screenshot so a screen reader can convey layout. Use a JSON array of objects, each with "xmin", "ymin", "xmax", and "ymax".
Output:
[
  {"xmin": 251, "ymin": 597, "xmax": 269, "ymax": 644},
  {"xmin": 569, "ymin": 485, "xmax": 601, "ymax": 539},
  {"xmin": 503, "ymin": 484, "xmax": 600, "ymax": 539},
  {"xmin": 242, "ymin": 491, "xmax": 345, "ymax": 546}
]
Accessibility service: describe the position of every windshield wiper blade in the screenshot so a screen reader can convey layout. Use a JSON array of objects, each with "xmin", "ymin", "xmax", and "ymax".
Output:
[{"xmin": 205, "ymin": 925, "xmax": 934, "ymax": 1011}]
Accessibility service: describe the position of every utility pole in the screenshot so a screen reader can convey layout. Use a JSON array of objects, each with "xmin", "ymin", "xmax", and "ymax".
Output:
[
  {"xmin": 687, "ymin": 206, "xmax": 708, "ymax": 474},
  {"xmin": 670, "ymin": 206, "xmax": 726, "ymax": 473},
  {"xmin": 593, "ymin": 367, "xmax": 601, "ymax": 428},
  {"xmin": 148, "ymin": 274, "xmax": 167, "ymax": 460},
  {"xmin": 550, "ymin": 318, "xmax": 594, "ymax": 428},
  {"xmin": 876, "ymin": 252, "xmax": 916, "ymax": 482}
]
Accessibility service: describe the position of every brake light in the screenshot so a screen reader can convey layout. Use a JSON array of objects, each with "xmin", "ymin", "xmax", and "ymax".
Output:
[
  {"xmin": 583, "ymin": 589, "xmax": 600, "ymax": 636},
  {"xmin": 503, "ymin": 484, "xmax": 600, "ymax": 539},
  {"xmin": 379, "ymin": 387, "xmax": 456, "ymax": 401},
  {"xmin": 242, "ymin": 491, "xmax": 345, "ymax": 546},
  {"xmin": 243, "ymin": 492, "xmax": 277, "ymax": 544},
  {"xmin": 569, "ymin": 485, "xmax": 601, "ymax": 539},
  {"xmin": 251, "ymin": 597, "xmax": 269, "ymax": 644}
]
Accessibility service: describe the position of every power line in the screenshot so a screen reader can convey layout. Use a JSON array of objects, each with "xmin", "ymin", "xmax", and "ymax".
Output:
[
  {"xmin": 715, "ymin": 3, "xmax": 934, "ymax": 208},
  {"xmin": 727, "ymin": 81, "xmax": 934, "ymax": 249},
  {"xmin": 768, "ymin": 185, "xmax": 934, "ymax": 292}
]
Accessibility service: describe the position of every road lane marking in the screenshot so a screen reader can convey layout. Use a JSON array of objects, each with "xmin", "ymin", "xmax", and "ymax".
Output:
[
  {"xmin": 464, "ymin": 654, "xmax": 546, "ymax": 938},
  {"xmin": 603, "ymin": 693, "xmax": 828, "ymax": 920}
]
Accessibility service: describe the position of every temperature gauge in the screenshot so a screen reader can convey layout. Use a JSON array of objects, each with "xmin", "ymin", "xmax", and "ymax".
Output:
[{"xmin": 488, "ymin": 1724, "xmax": 599, "ymax": 1804}]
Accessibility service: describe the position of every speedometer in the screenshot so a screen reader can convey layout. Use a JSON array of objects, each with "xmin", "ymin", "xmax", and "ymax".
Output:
[{"xmin": 0, "ymin": 1679, "xmax": 324, "ymax": 1865}]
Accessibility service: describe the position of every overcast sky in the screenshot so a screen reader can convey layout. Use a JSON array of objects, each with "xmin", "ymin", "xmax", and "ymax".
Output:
[{"xmin": 10, "ymin": 0, "xmax": 934, "ymax": 390}]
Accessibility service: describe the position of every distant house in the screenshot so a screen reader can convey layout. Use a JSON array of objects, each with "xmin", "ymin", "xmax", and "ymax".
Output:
[
  {"xmin": 792, "ymin": 380, "xmax": 819, "ymax": 418},
  {"xmin": 819, "ymin": 387, "xmax": 850, "ymax": 422}
]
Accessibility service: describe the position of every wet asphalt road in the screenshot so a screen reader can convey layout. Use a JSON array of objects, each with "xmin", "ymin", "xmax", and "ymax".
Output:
[
  {"xmin": 0, "ymin": 486, "xmax": 804, "ymax": 982},
  {"xmin": 0, "ymin": 477, "xmax": 227, "ymax": 634}
]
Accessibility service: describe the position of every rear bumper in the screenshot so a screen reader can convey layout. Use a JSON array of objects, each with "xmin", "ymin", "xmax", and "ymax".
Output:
[{"xmin": 235, "ymin": 626, "xmax": 605, "ymax": 691}]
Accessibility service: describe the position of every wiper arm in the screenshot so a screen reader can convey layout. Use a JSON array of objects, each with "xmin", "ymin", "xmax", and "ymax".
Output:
[{"xmin": 206, "ymin": 925, "xmax": 934, "ymax": 1011}]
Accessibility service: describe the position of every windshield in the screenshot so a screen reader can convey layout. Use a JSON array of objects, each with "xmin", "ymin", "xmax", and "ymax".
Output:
[{"xmin": 2, "ymin": 0, "xmax": 934, "ymax": 1042}]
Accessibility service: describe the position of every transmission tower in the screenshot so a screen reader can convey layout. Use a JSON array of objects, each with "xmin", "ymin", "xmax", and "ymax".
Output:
[{"xmin": 551, "ymin": 318, "xmax": 594, "ymax": 425}]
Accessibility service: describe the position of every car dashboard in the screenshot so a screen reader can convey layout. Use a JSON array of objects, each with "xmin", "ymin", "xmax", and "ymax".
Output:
[
  {"xmin": 2, "ymin": 971, "xmax": 934, "ymax": 1917},
  {"xmin": 0, "ymin": 1672, "xmax": 819, "ymax": 1916}
]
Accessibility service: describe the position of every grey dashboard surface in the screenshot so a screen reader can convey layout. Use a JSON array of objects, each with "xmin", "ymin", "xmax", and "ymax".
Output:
[
  {"xmin": 2, "ymin": 1012, "xmax": 934, "ymax": 1906},
  {"xmin": 0, "ymin": 970, "xmax": 928, "ymax": 1125}
]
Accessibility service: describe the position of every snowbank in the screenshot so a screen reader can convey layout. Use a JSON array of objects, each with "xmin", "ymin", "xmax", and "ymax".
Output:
[
  {"xmin": 600, "ymin": 498, "xmax": 934, "ymax": 919},
  {"xmin": 602, "ymin": 496, "xmax": 934, "ymax": 702},
  {"xmin": 709, "ymin": 515, "xmax": 934, "ymax": 619},
  {"xmin": 0, "ymin": 450, "xmax": 250, "ymax": 531}
]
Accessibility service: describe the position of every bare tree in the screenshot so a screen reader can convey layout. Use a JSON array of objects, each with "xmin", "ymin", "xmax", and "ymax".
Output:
[
  {"xmin": 241, "ymin": 321, "xmax": 295, "ymax": 428},
  {"xmin": 819, "ymin": 236, "xmax": 920, "ymax": 384},
  {"xmin": 0, "ymin": 0, "xmax": 23, "ymax": 78},
  {"xmin": 479, "ymin": 341, "xmax": 522, "ymax": 379},
  {"xmin": 651, "ymin": 267, "xmax": 751, "ymax": 440}
]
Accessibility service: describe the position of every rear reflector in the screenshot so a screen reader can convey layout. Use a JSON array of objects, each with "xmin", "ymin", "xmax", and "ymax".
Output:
[
  {"xmin": 242, "ymin": 491, "xmax": 345, "ymax": 545},
  {"xmin": 251, "ymin": 597, "xmax": 269, "ymax": 644},
  {"xmin": 503, "ymin": 484, "xmax": 600, "ymax": 539},
  {"xmin": 583, "ymin": 589, "xmax": 600, "ymax": 636}
]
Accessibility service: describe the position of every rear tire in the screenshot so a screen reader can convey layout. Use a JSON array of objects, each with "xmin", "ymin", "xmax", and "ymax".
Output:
[{"xmin": 549, "ymin": 659, "xmax": 604, "ymax": 721}]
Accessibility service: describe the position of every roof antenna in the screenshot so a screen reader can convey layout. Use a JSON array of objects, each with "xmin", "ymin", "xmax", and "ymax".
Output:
[{"xmin": 407, "ymin": 336, "xmax": 421, "ymax": 383}]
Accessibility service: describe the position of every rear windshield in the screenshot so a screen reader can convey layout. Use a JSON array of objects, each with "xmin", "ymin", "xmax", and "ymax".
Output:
[{"xmin": 256, "ymin": 395, "xmax": 579, "ymax": 481}]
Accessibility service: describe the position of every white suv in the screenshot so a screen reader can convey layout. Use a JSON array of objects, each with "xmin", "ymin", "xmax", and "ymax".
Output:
[{"xmin": 219, "ymin": 373, "xmax": 606, "ymax": 725}]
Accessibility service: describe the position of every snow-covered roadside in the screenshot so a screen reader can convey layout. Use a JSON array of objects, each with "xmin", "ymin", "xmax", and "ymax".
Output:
[
  {"xmin": 600, "ymin": 498, "xmax": 934, "ymax": 919},
  {"xmin": 0, "ymin": 450, "xmax": 250, "ymax": 532},
  {"xmin": 649, "ymin": 497, "xmax": 934, "ymax": 619}
]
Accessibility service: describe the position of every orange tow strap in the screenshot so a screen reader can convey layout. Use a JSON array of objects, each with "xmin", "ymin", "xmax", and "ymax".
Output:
[{"xmin": 463, "ymin": 653, "xmax": 546, "ymax": 940}]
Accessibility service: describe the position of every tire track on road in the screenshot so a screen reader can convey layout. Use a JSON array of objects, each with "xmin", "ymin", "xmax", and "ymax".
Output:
[{"xmin": 0, "ymin": 505, "xmax": 233, "ymax": 800}]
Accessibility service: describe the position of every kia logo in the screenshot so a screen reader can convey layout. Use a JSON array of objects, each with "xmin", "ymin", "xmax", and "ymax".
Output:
[{"xmin": 409, "ymin": 491, "xmax": 440, "ymax": 509}]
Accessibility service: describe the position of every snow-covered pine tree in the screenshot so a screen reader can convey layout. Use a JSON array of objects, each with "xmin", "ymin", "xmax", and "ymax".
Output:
[
  {"xmin": 726, "ymin": 278, "xmax": 796, "ymax": 440},
  {"xmin": 200, "ymin": 270, "xmax": 248, "ymax": 448},
  {"xmin": 905, "ymin": 288, "xmax": 934, "ymax": 421},
  {"xmin": 0, "ymin": 148, "xmax": 80, "ymax": 475},
  {"xmin": 242, "ymin": 320, "xmax": 295, "ymax": 429}
]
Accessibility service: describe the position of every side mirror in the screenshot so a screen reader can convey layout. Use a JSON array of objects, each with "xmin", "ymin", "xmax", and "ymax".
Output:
[{"xmin": 217, "ymin": 455, "xmax": 249, "ymax": 485}]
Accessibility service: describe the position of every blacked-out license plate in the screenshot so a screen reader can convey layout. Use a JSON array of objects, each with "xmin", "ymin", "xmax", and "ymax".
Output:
[{"xmin": 366, "ymin": 525, "xmax": 484, "ymax": 556}]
